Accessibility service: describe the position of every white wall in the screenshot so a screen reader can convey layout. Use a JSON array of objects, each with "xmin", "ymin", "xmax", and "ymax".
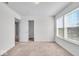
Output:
[
  {"xmin": 19, "ymin": 16, "xmax": 54, "ymax": 42},
  {"xmin": 0, "ymin": 3, "xmax": 21, "ymax": 55},
  {"xmin": 34, "ymin": 16, "xmax": 54, "ymax": 42},
  {"xmin": 19, "ymin": 17, "xmax": 29, "ymax": 42},
  {"xmin": 55, "ymin": 2, "xmax": 79, "ymax": 56}
]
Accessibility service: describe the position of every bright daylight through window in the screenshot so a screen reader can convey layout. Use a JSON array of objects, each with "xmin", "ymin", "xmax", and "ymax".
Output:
[
  {"xmin": 64, "ymin": 8, "xmax": 79, "ymax": 41},
  {"xmin": 56, "ymin": 8, "xmax": 79, "ymax": 44},
  {"xmin": 56, "ymin": 16, "xmax": 64, "ymax": 38}
]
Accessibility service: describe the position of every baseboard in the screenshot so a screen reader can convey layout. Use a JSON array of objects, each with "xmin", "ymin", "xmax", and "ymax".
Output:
[
  {"xmin": 0, "ymin": 45, "xmax": 15, "ymax": 56},
  {"xmin": 34, "ymin": 40, "xmax": 55, "ymax": 43}
]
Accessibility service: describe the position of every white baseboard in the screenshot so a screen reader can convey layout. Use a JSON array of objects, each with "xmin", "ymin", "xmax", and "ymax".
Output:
[{"xmin": 0, "ymin": 45, "xmax": 15, "ymax": 56}]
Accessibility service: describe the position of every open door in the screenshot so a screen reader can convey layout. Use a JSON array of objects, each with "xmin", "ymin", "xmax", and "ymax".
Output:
[
  {"xmin": 15, "ymin": 19, "xmax": 19, "ymax": 42},
  {"xmin": 28, "ymin": 20, "xmax": 34, "ymax": 41}
]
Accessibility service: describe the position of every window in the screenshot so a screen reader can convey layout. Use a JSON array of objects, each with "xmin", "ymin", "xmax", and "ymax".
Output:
[
  {"xmin": 56, "ymin": 16, "xmax": 64, "ymax": 38},
  {"xmin": 64, "ymin": 8, "xmax": 79, "ymax": 41},
  {"xmin": 56, "ymin": 8, "xmax": 79, "ymax": 44}
]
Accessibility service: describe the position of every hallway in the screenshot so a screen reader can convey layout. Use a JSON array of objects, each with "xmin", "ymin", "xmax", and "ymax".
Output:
[{"xmin": 3, "ymin": 42, "xmax": 72, "ymax": 56}]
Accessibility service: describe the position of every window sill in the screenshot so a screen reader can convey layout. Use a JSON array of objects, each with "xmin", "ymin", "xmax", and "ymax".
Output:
[{"xmin": 56, "ymin": 36, "xmax": 79, "ymax": 46}]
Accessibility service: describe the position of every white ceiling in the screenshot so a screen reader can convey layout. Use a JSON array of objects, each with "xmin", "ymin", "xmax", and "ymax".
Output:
[{"xmin": 8, "ymin": 2, "xmax": 71, "ymax": 16}]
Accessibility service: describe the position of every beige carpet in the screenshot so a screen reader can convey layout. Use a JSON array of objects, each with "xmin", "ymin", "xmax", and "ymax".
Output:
[{"xmin": 3, "ymin": 42, "xmax": 72, "ymax": 56}]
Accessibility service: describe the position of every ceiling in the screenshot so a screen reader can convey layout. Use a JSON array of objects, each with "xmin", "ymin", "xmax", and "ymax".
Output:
[{"xmin": 8, "ymin": 2, "xmax": 71, "ymax": 16}]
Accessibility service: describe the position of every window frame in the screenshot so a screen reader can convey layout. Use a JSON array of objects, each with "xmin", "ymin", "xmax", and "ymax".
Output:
[
  {"xmin": 56, "ymin": 16, "xmax": 64, "ymax": 39},
  {"xmin": 56, "ymin": 7, "xmax": 79, "ymax": 45}
]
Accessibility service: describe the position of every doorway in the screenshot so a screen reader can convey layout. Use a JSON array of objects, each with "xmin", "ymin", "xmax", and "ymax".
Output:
[
  {"xmin": 28, "ymin": 20, "xmax": 34, "ymax": 41},
  {"xmin": 15, "ymin": 19, "xmax": 19, "ymax": 42}
]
